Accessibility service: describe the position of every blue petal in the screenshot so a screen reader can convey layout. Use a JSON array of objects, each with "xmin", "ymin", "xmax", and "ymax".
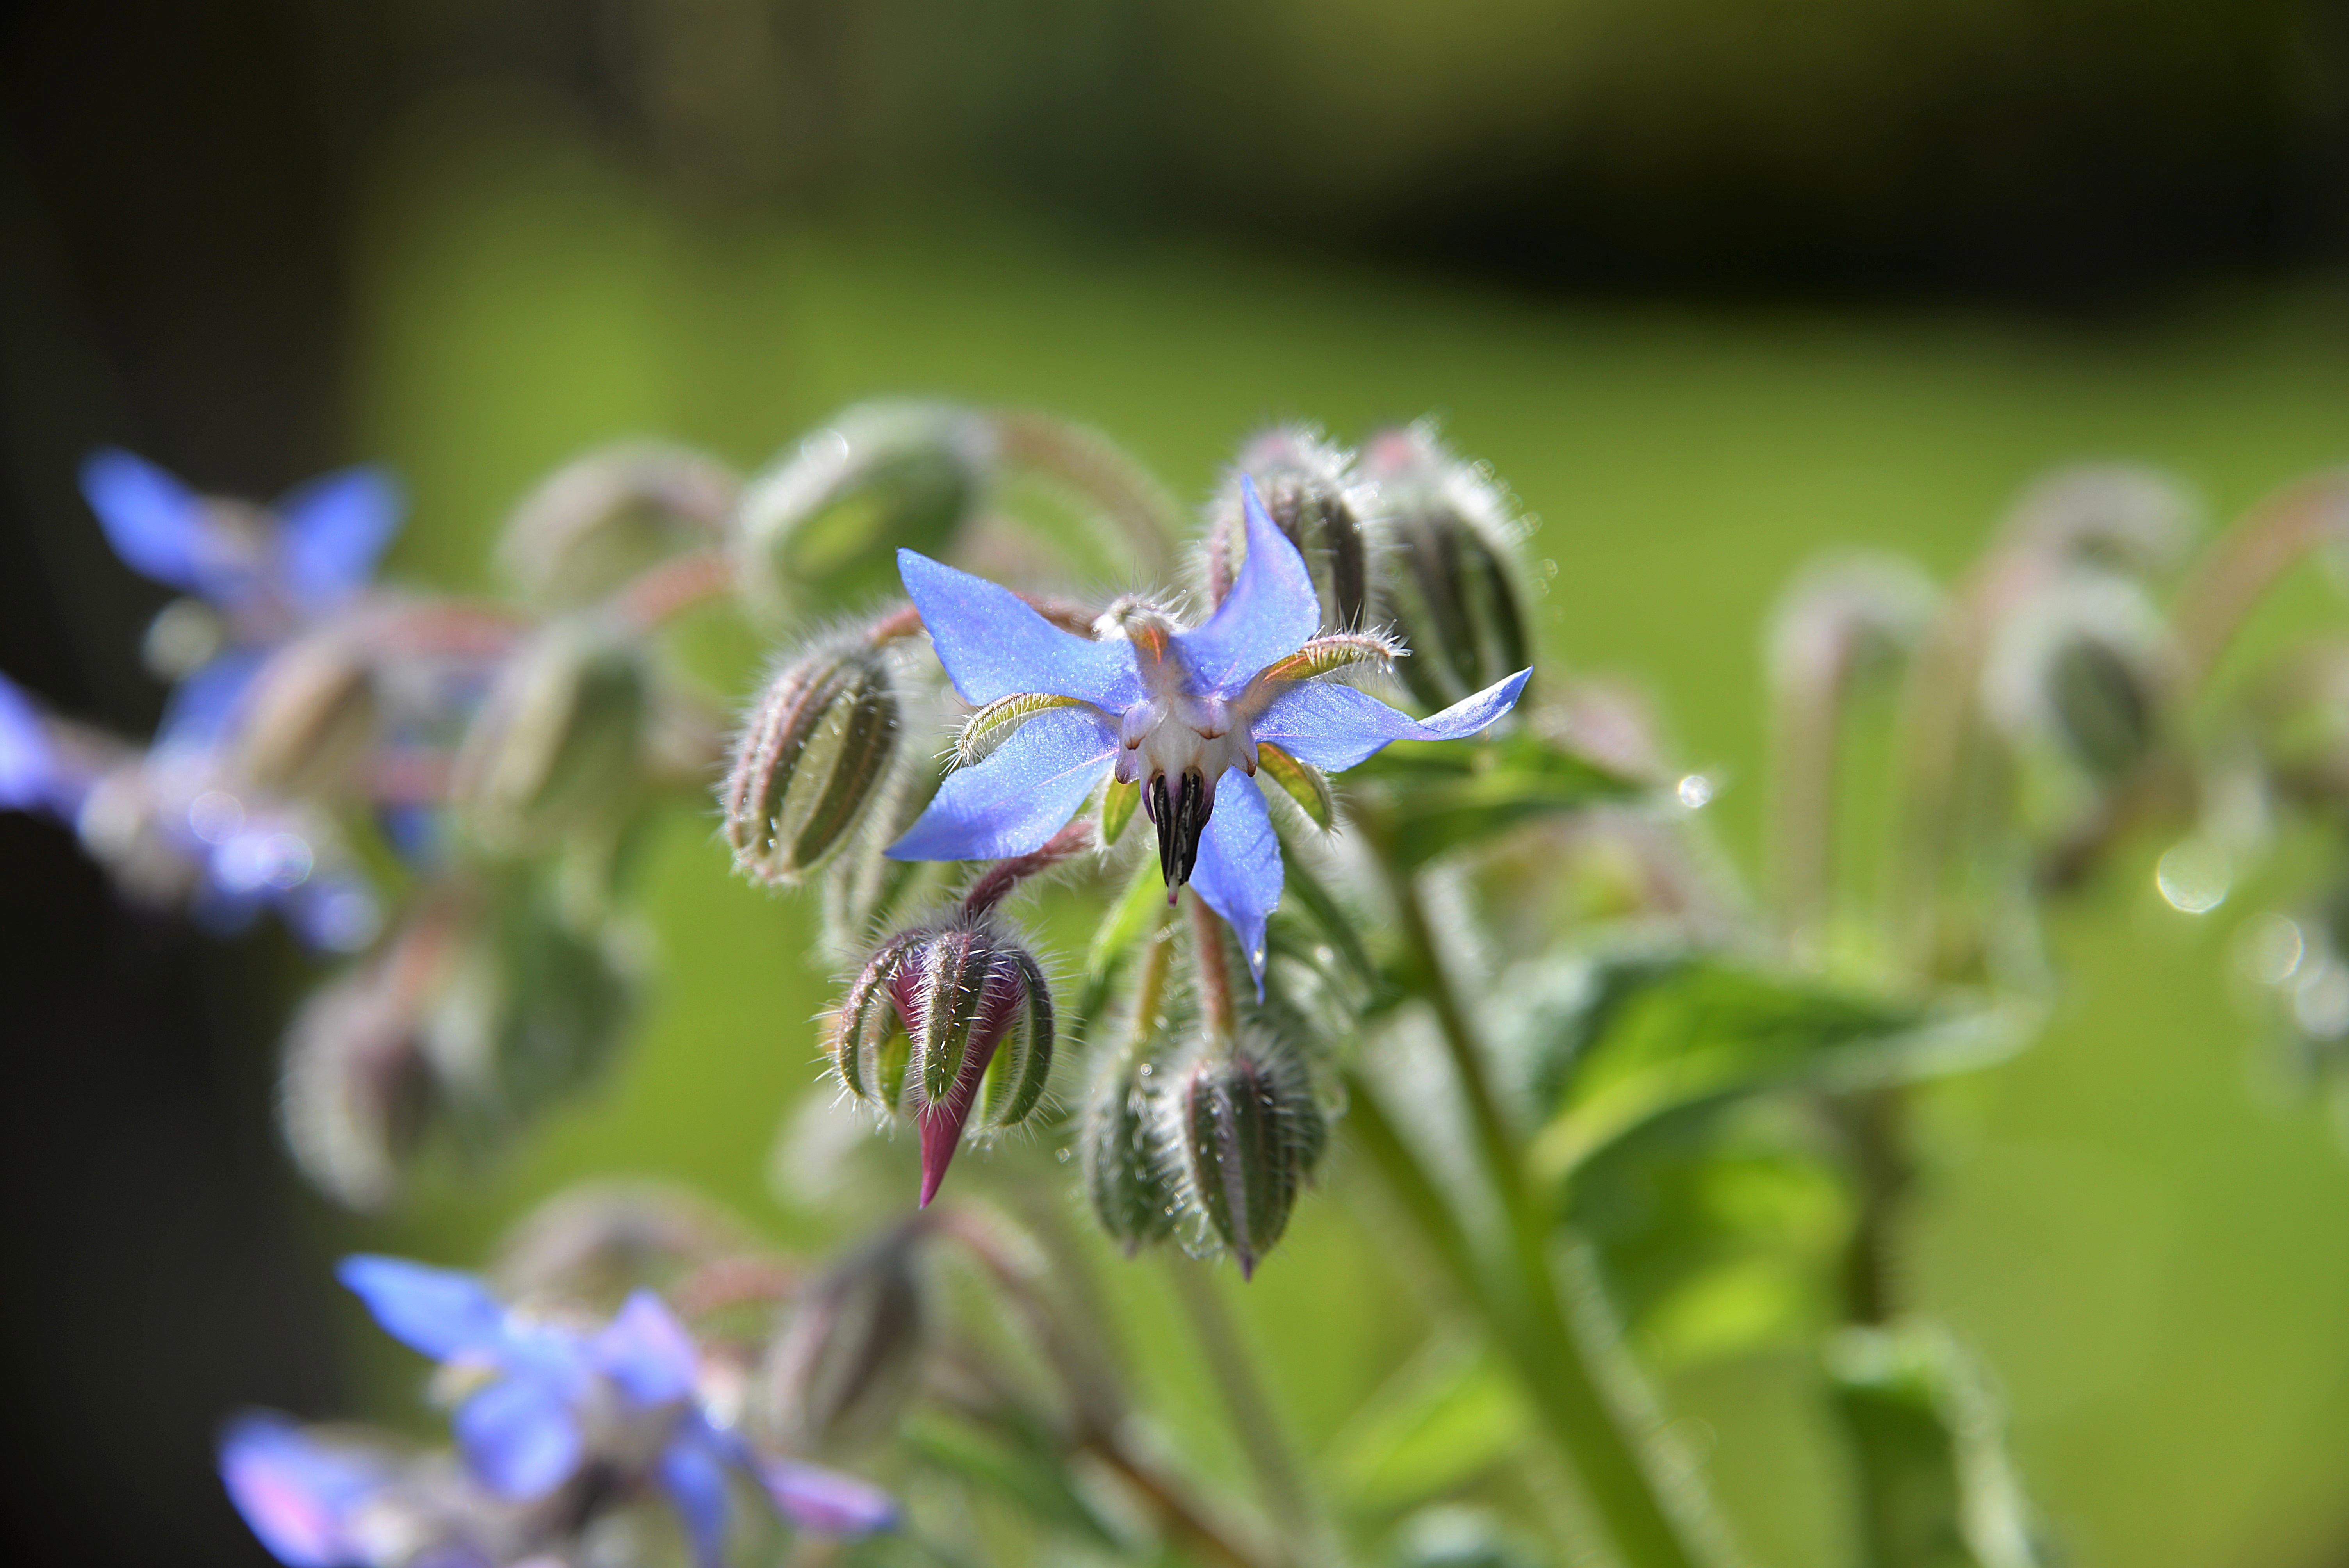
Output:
[
  {"xmin": 337, "ymin": 1255, "xmax": 511, "ymax": 1361},
  {"xmin": 278, "ymin": 466, "xmax": 403, "ymax": 608},
  {"xmin": 595, "ymin": 1290, "xmax": 699, "ymax": 1407},
  {"xmin": 1251, "ymin": 668, "xmax": 1531, "ymax": 773},
  {"xmin": 80, "ymin": 448, "xmax": 210, "ymax": 592},
  {"xmin": 1186, "ymin": 769, "xmax": 1280, "ymax": 997},
  {"xmin": 886, "ymin": 706, "xmax": 1117, "ymax": 862},
  {"xmin": 455, "ymin": 1376, "xmax": 583, "ymax": 1499},
  {"xmin": 1174, "ymin": 475, "xmax": 1319, "ymax": 697},
  {"xmin": 898, "ymin": 549, "xmax": 1142, "ymax": 710},
  {"xmin": 155, "ymin": 648, "xmax": 266, "ymax": 754},
  {"xmin": 0, "ymin": 673, "xmax": 61, "ymax": 814},
  {"xmin": 657, "ymin": 1427, "xmax": 734, "ymax": 1568},
  {"xmin": 759, "ymin": 1457, "xmax": 900, "ymax": 1538},
  {"xmin": 218, "ymin": 1413, "xmax": 383, "ymax": 1568}
]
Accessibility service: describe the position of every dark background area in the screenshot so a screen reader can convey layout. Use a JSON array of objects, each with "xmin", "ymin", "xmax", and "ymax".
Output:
[{"xmin": 2, "ymin": 2, "xmax": 2346, "ymax": 1563}]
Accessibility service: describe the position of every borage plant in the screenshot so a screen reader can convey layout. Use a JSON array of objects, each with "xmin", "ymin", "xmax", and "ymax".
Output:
[{"xmin": 4, "ymin": 407, "xmax": 2344, "ymax": 1568}]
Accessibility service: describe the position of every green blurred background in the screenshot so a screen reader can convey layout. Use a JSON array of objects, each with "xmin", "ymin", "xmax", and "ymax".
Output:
[{"xmin": 2, "ymin": 4, "xmax": 2347, "ymax": 1566}]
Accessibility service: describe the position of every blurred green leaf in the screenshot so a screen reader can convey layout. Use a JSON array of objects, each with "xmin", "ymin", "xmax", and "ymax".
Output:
[
  {"xmin": 1322, "ymin": 1336, "xmax": 1531, "ymax": 1516},
  {"xmin": 1827, "ymin": 1322, "xmax": 2054, "ymax": 1568},
  {"xmin": 1528, "ymin": 952, "xmax": 2025, "ymax": 1180},
  {"xmin": 1351, "ymin": 731, "xmax": 1646, "ymax": 870},
  {"xmin": 902, "ymin": 1408, "xmax": 1126, "ymax": 1550}
]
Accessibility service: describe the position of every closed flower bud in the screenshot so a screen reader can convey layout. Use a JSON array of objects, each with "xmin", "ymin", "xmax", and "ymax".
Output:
[
  {"xmin": 279, "ymin": 956, "xmax": 438, "ymax": 1210},
  {"xmin": 235, "ymin": 629, "xmax": 380, "ymax": 798},
  {"xmin": 453, "ymin": 618, "xmax": 650, "ymax": 850},
  {"xmin": 1359, "ymin": 424, "xmax": 1534, "ymax": 713},
  {"xmin": 1209, "ymin": 427, "xmax": 1369, "ymax": 630},
  {"xmin": 723, "ymin": 638, "xmax": 901, "ymax": 885},
  {"xmin": 828, "ymin": 918, "xmax": 1054, "ymax": 1206},
  {"xmin": 763, "ymin": 1223, "xmax": 929, "ymax": 1456},
  {"xmin": 733, "ymin": 402, "xmax": 994, "ymax": 611},
  {"xmin": 498, "ymin": 442, "xmax": 740, "ymax": 608},
  {"xmin": 1080, "ymin": 1046, "xmax": 1180, "ymax": 1253},
  {"xmin": 1982, "ymin": 572, "xmax": 2175, "ymax": 783},
  {"xmin": 1171, "ymin": 1042, "xmax": 1323, "ymax": 1279}
]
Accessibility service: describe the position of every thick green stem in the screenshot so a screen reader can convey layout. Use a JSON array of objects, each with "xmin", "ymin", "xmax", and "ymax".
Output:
[{"xmin": 1384, "ymin": 868, "xmax": 1706, "ymax": 1568}]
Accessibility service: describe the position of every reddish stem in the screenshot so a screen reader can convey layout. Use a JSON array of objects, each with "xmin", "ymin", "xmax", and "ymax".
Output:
[
  {"xmin": 961, "ymin": 817, "xmax": 1098, "ymax": 917},
  {"xmin": 609, "ymin": 546, "xmax": 739, "ymax": 630}
]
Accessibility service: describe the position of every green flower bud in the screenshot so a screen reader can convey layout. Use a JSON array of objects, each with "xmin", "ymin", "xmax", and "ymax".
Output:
[
  {"xmin": 1359, "ymin": 424, "xmax": 1534, "ymax": 713},
  {"xmin": 1080, "ymin": 1045, "xmax": 1180, "ymax": 1253},
  {"xmin": 763, "ymin": 1223, "xmax": 929, "ymax": 1456},
  {"xmin": 453, "ymin": 619, "xmax": 650, "ymax": 851},
  {"xmin": 723, "ymin": 638, "xmax": 901, "ymax": 886},
  {"xmin": 234, "ymin": 629, "xmax": 380, "ymax": 798},
  {"xmin": 829, "ymin": 918, "xmax": 1055, "ymax": 1205},
  {"xmin": 1171, "ymin": 1042, "xmax": 1323, "ymax": 1278},
  {"xmin": 733, "ymin": 401, "xmax": 994, "ymax": 611},
  {"xmin": 1210, "ymin": 426, "xmax": 1369, "ymax": 630},
  {"xmin": 497, "ymin": 442, "xmax": 740, "ymax": 609},
  {"xmin": 279, "ymin": 951, "xmax": 437, "ymax": 1210},
  {"xmin": 1982, "ymin": 572, "xmax": 2174, "ymax": 783}
]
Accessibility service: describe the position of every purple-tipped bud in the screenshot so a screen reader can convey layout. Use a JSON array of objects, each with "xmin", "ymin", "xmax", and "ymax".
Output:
[
  {"xmin": 497, "ymin": 442, "xmax": 740, "ymax": 608},
  {"xmin": 453, "ymin": 618, "xmax": 650, "ymax": 850},
  {"xmin": 830, "ymin": 919, "xmax": 1055, "ymax": 1206},
  {"xmin": 723, "ymin": 638, "xmax": 901, "ymax": 885},
  {"xmin": 1209, "ymin": 426, "xmax": 1369, "ymax": 630},
  {"xmin": 733, "ymin": 401, "xmax": 994, "ymax": 611},
  {"xmin": 1359, "ymin": 424, "xmax": 1533, "ymax": 713},
  {"xmin": 763, "ymin": 1224, "xmax": 928, "ymax": 1456},
  {"xmin": 235, "ymin": 629, "xmax": 381, "ymax": 798},
  {"xmin": 1171, "ymin": 1044, "xmax": 1323, "ymax": 1279},
  {"xmin": 1080, "ymin": 1046, "xmax": 1179, "ymax": 1253}
]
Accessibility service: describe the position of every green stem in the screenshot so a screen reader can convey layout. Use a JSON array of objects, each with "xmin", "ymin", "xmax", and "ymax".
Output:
[
  {"xmin": 1385, "ymin": 866, "xmax": 1706, "ymax": 1568},
  {"xmin": 991, "ymin": 408, "xmax": 1182, "ymax": 576},
  {"xmin": 1166, "ymin": 1253, "xmax": 1338, "ymax": 1567}
]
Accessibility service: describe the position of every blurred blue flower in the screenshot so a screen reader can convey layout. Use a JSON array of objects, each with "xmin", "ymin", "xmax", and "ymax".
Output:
[
  {"xmin": 218, "ymin": 1415, "xmax": 409, "ymax": 1568},
  {"xmin": 887, "ymin": 475, "xmax": 1528, "ymax": 988},
  {"xmin": 309, "ymin": 1255, "xmax": 895, "ymax": 1566}
]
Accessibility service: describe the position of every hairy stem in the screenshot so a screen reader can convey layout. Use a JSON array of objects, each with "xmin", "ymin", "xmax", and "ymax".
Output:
[
  {"xmin": 2171, "ymin": 469, "xmax": 2349, "ymax": 687},
  {"xmin": 1187, "ymin": 891, "xmax": 1239, "ymax": 1050},
  {"xmin": 1166, "ymin": 1254, "xmax": 1335, "ymax": 1568},
  {"xmin": 962, "ymin": 818, "xmax": 1100, "ymax": 917},
  {"xmin": 609, "ymin": 545, "xmax": 738, "ymax": 630},
  {"xmin": 1385, "ymin": 865, "xmax": 1707, "ymax": 1568}
]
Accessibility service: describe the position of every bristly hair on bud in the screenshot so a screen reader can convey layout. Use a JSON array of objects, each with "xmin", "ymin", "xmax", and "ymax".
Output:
[
  {"xmin": 496, "ymin": 442, "xmax": 740, "ymax": 609},
  {"xmin": 827, "ymin": 915, "xmax": 1055, "ymax": 1207},
  {"xmin": 1208, "ymin": 426, "xmax": 1371, "ymax": 631},
  {"xmin": 1162, "ymin": 1035, "xmax": 1324, "ymax": 1279},
  {"xmin": 732, "ymin": 401, "xmax": 996, "ymax": 613},
  {"xmin": 724, "ymin": 633, "xmax": 903, "ymax": 886},
  {"xmin": 1081, "ymin": 1040, "xmax": 1182, "ymax": 1254},
  {"xmin": 451, "ymin": 617, "xmax": 651, "ymax": 852},
  {"xmin": 1358, "ymin": 422, "xmax": 1535, "ymax": 714}
]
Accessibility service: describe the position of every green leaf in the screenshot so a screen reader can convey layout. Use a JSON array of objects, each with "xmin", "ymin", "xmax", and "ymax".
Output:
[
  {"xmin": 1528, "ymin": 952, "xmax": 2026, "ymax": 1181},
  {"xmin": 1352, "ymin": 730, "xmax": 1645, "ymax": 869},
  {"xmin": 1322, "ymin": 1336, "xmax": 1531, "ymax": 1515},
  {"xmin": 902, "ymin": 1409, "xmax": 1126, "ymax": 1548},
  {"xmin": 1827, "ymin": 1322, "xmax": 2055, "ymax": 1568}
]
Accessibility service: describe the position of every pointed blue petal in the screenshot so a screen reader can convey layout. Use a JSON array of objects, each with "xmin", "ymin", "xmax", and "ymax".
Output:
[
  {"xmin": 456, "ymin": 1376, "xmax": 583, "ymax": 1499},
  {"xmin": 80, "ymin": 448, "xmax": 209, "ymax": 591},
  {"xmin": 0, "ymin": 673, "xmax": 61, "ymax": 814},
  {"xmin": 278, "ymin": 466, "xmax": 403, "ymax": 608},
  {"xmin": 219, "ymin": 1413, "xmax": 385, "ymax": 1567},
  {"xmin": 658, "ymin": 1427, "xmax": 734, "ymax": 1568},
  {"xmin": 886, "ymin": 706, "xmax": 1117, "ymax": 862},
  {"xmin": 899, "ymin": 549, "xmax": 1142, "ymax": 710},
  {"xmin": 155, "ymin": 648, "xmax": 266, "ymax": 754},
  {"xmin": 760, "ymin": 1457, "xmax": 900, "ymax": 1537},
  {"xmin": 1251, "ymin": 668, "xmax": 1530, "ymax": 773},
  {"xmin": 1187, "ymin": 768, "xmax": 1280, "ymax": 997},
  {"xmin": 595, "ymin": 1290, "xmax": 699, "ymax": 1407},
  {"xmin": 1174, "ymin": 475, "xmax": 1319, "ymax": 697},
  {"xmin": 337, "ymin": 1255, "xmax": 510, "ymax": 1361}
]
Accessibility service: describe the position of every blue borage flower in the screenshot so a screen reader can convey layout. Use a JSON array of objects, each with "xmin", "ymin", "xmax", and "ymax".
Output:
[
  {"xmin": 885, "ymin": 475, "xmax": 1529, "ymax": 989},
  {"xmin": 221, "ymin": 1256, "xmax": 896, "ymax": 1568}
]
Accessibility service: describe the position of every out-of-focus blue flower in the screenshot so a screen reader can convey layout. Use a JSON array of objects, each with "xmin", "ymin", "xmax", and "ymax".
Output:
[
  {"xmin": 887, "ymin": 475, "xmax": 1528, "ymax": 988},
  {"xmin": 219, "ymin": 1415, "xmax": 400, "ymax": 1568},
  {"xmin": 330, "ymin": 1255, "xmax": 896, "ymax": 1566},
  {"xmin": 81, "ymin": 447, "xmax": 403, "ymax": 626},
  {"xmin": 0, "ymin": 672, "xmax": 86, "ymax": 817}
]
